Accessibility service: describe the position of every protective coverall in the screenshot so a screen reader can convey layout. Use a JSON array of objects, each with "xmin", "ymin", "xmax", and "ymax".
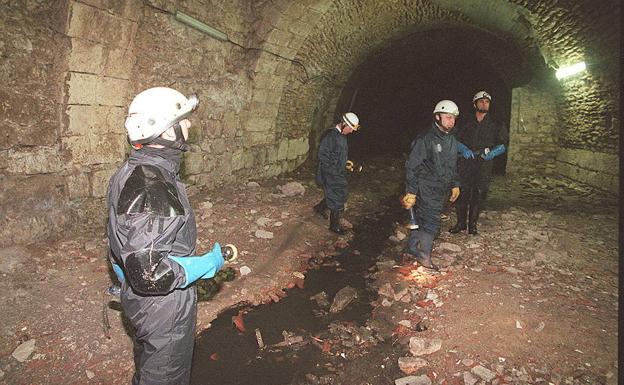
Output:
[
  {"xmin": 316, "ymin": 127, "xmax": 348, "ymax": 211},
  {"xmin": 107, "ymin": 147, "xmax": 201, "ymax": 385},
  {"xmin": 315, "ymin": 126, "xmax": 351, "ymax": 233},
  {"xmin": 454, "ymin": 113, "xmax": 508, "ymax": 232},
  {"xmin": 405, "ymin": 122, "xmax": 459, "ymax": 261}
]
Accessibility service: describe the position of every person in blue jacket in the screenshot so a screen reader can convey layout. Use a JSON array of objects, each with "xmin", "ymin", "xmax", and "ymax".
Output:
[
  {"xmin": 106, "ymin": 87, "xmax": 229, "ymax": 385},
  {"xmin": 450, "ymin": 91, "xmax": 509, "ymax": 235},
  {"xmin": 314, "ymin": 112, "xmax": 360, "ymax": 234},
  {"xmin": 400, "ymin": 100, "xmax": 461, "ymax": 269}
]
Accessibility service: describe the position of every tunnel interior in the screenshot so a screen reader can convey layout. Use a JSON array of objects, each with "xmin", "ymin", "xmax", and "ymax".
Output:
[
  {"xmin": 334, "ymin": 27, "xmax": 526, "ymax": 173},
  {"xmin": 0, "ymin": 0, "xmax": 619, "ymax": 247}
]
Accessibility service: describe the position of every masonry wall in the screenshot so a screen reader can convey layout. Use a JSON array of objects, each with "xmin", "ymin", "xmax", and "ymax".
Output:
[
  {"xmin": 507, "ymin": 78, "xmax": 560, "ymax": 176},
  {"xmin": 0, "ymin": 2, "xmax": 71, "ymax": 245}
]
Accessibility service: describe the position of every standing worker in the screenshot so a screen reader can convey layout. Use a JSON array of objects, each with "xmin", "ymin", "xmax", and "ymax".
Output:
[
  {"xmin": 449, "ymin": 91, "xmax": 509, "ymax": 235},
  {"xmin": 106, "ymin": 87, "xmax": 233, "ymax": 385},
  {"xmin": 400, "ymin": 100, "xmax": 461, "ymax": 269},
  {"xmin": 314, "ymin": 112, "xmax": 360, "ymax": 234}
]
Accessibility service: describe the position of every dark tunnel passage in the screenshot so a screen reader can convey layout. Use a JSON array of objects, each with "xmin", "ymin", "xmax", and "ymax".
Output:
[{"xmin": 336, "ymin": 28, "xmax": 517, "ymax": 175}]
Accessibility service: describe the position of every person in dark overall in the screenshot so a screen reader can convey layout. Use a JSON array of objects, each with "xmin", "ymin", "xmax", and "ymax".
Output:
[
  {"xmin": 400, "ymin": 100, "xmax": 461, "ymax": 269},
  {"xmin": 313, "ymin": 112, "xmax": 360, "ymax": 234},
  {"xmin": 106, "ymin": 87, "xmax": 228, "ymax": 385},
  {"xmin": 449, "ymin": 90, "xmax": 509, "ymax": 235}
]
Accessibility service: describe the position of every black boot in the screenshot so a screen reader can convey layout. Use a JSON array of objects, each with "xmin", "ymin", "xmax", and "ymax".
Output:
[
  {"xmin": 407, "ymin": 231, "xmax": 438, "ymax": 270},
  {"xmin": 449, "ymin": 202, "xmax": 467, "ymax": 233},
  {"xmin": 313, "ymin": 199, "xmax": 329, "ymax": 219},
  {"xmin": 329, "ymin": 210, "xmax": 346, "ymax": 235},
  {"xmin": 468, "ymin": 204, "xmax": 479, "ymax": 235}
]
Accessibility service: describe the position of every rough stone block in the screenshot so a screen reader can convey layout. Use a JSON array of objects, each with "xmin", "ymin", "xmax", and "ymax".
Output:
[
  {"xmin": 103, "ymin": 48, "xmax": 136, "ymax": 79},
  {"xmin": 64, "ymin": 133, "xmax": 127, "ymax": 166},
  {"xmin": 96, "ymin": 77, "xmax": 129, "ymax": 106},
  {"xmin": 247, "ymin": 131, "xmax": 273, "ymax": 146},
  {"xmin": 4, "ymin": 147, "xmax": 62, "ymax": 175},
  {"xmin": 299, "ymin": 8, "xmax": 323, "ymax": 25},
  {"xmin": 277, "ymin": 139, "xmax": 289, "ymax": 160},
  {"xmin": 246, "ymin": 117, "xmax": 273, "ymax": 132},
  {"xmin": 182, "ymin": 152, "xmax": 206, "ymax": 175},
  {"xmin": 91, "ymin": 166, "xmax": 117, "ymax": 197},
  {"xmin": 68, "ymin": 38, "xmax": 105, "ymax": 74},
  {"xmin": 230, "ymin": 150, "xmax": 244, "ymax": 171},
  {"xmin": 254, "ymin": 55, "xmax": 280, "ymax": 74},
  {"xmin": 67, "ymin": 2, "xmax": 138, "ymax": 47},
  {"xmin": 78, "ymin": 0, "xmax": 142, "ymax": 21},
  {"xmin": 288, "ymin": 20, "xmax": 312, "ymax": 37},
  {"xmin": 66, "ymin": 172, "xmax": 90, "ymax": 199},
  {"xmin": 67, "ymin": 72, "xmax": 98, "ymax": 105},
  {"xmin": 65, "ymin": 105, "xmax": 126, "ymax": 136},
  {"xmin": 287, "ymin": 138, "xmax": 309, "ymax": 159},
  {"xmin": 266, "ymin": 146, "xmax": 278, "ymax": 163}
]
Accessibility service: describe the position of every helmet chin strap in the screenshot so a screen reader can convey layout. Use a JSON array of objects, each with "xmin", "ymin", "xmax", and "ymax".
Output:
[{"xmin": 149, "ymin": 123, "xmax": 189, "ymax": 152}]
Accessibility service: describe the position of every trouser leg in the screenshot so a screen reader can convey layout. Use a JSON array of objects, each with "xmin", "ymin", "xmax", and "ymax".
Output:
[
  {"xmin": 329, "ymin": 209, "xmax": 346, "ymax": 234},
  {"xmin": 468, "ymin": 186, "xmax": 487, "ymax": 235},
  {"xmin": 449, "ymin": 197, "xmax": 467, "ymax": 233},
  {"xmin": 407, "ymin": 230, "xmax": 437, "ymax": 270},
  {"xmin": 313, "ymin": 198, "xmax": 329, "ymax": 219},
  {"xmin": 123, "ymin": 288, "xmax": 197, "ymax": 385}
]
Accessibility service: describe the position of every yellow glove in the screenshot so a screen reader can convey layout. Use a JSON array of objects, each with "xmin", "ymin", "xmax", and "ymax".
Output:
[
  {"xmin": 449, "ymin": 187, "xmax": 460, "ymax": 202},
  {"xmin": 346, "ymin": 160, "xmax": 354, "ymax": 172},
  {"xmin": 400, "ymin": 193, "xmax": 417, "ymax": 209}
]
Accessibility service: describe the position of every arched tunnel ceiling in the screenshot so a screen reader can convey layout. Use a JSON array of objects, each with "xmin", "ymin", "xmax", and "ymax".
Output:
[
  {"xmin": 263, "ymin": 0, "xmax": 619, "ymax": 146},
  {"xmin": 270, "ymin": 0, "xmax": 544, "ymax": 142}
]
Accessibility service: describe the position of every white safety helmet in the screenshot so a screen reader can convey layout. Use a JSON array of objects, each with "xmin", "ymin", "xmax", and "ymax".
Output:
[
  {"xmin": 472, "ymin": 91, "xmax": 492, "ymax": 103},
  {"xmin": 124, "ymin": 87, "xmax": 199, "ymax": 144},
  {"xmin": 433, "ymin": 100, "xmax": 459, "ymax": 117},
  {"xmin": 341, "ymin": 112, "xmax": 360, "ymax": 130}
]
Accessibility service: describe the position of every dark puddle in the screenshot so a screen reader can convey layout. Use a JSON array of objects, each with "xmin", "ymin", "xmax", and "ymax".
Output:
[{"xmin": 191, "ymin": 203, "xmax": 397, "ymax": 385}]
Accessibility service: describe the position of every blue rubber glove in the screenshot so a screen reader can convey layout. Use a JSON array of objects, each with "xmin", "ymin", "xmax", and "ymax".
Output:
[
  {"xmin": 168, "ymin": 243, "xmax": 225, "ymax": 288},
  {"xmin": 481, "ymin": 144, "xmax": 506, "ymax": 161},
  {"xmin": 111, "ymin": 263, "xmax": 125, "ymax": 283},
  {"xmin": 457, "ymin": 142, "xmax": 474, "ymax": 159}
]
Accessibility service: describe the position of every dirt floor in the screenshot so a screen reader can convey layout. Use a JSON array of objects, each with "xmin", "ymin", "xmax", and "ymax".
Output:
[{"xmin": 0, "ymin": 157, "xmax": 619, "ymax": 385}]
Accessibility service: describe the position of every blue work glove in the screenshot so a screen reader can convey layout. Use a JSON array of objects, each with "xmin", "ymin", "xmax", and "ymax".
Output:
[
  {"xmin": 457, "ymin": 142, "xmax": 474, "ymax": 159},
  {"xmin": 168, "ymin": 243, "xmax": 225, "ymax": 288},
  {"xmin": 481, "ymin": 144, "xmax": 506, "ymax": 161}
]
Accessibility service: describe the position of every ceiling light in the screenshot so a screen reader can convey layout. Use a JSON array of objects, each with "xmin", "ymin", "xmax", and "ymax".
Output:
[{"xmin": 555, "ymin": 61, "xmax": 586, "ymax": 80}]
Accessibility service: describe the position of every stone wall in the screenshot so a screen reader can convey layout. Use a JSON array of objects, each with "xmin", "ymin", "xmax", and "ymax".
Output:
[
  {"xmin": 0, "ymin": 1, "xmax": 70, "ymax": 245},
  {"xmin": 554, "ymin": 149, "xmax": 618, "ymax": 195},
  {"xmin": 507, "ymin": 78, "xmax": 560, "ymax": 176},
  {"xmin": 509, "ymin": 0, "xmax": 620, "ymax": 193}
]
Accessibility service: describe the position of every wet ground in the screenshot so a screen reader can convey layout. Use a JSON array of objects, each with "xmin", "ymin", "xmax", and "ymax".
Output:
[
  {"xmin": 0, "ymin": 156, "xmax": 618, "ymax": 385},
  {"xmin": 191, "ymin": 195, "xmax": 397, "ymax": 384}
]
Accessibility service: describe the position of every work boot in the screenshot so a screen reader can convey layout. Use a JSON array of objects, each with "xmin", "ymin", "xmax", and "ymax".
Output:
[
  {"xmin": 449, "ymin": 202, "xmax": 467, "ymax": 233},
  {"xmin": 468, "ymin": 204, "xmax": 479, "ymax": 235},
  {"xmin": 407, "ymin": 230, "xmax": 438, "ymax": 270},
  {"xmin": 313, "ymin": 199, "xmax": 329, "ymax": 219},
  {"xmin": 329, "ymin": 210, "xmax": 346, "ymax": 235}
]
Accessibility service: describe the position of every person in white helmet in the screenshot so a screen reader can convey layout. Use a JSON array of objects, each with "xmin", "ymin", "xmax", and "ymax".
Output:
[
  {"xmin": 314, "ymin": 112, "xmax": 360, "ymax": 234},
  {"xmin": 399, "ymin": 100, "xmax": 461, "ymax": 269},
  {"xmin": 106, "ymin": 87, "xmax": 232, "ymax": 385},
  {"xmin": 449, "ymin": 91, "xmax": 509, "ymax": 235}
]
